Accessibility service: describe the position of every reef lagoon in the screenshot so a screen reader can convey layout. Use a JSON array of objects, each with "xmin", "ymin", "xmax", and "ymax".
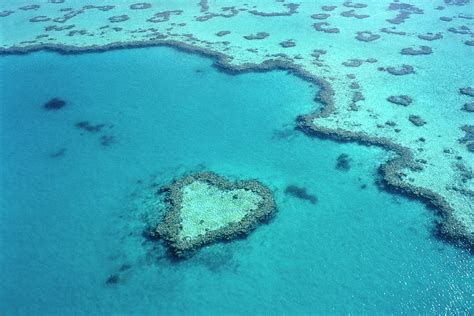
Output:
[{"xmin": 0, "ymin": 0, "xmax": 473, "ymax": 315}]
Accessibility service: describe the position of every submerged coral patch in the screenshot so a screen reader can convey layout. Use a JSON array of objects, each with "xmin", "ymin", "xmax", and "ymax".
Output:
[
  {"xmin": 409, "ymin": 115, "xmax": 426, "ymax": 126},
  {"xmin": 386, "ymin": 64, "xmax": 415, "ymax": 75},
  {"xmin": 355, "ymin": 31, "xmax": 380, "ymax": 42},
  {"xmin": 313, "ymin": 22, "xmax": 340, "ymax": 33},
  {"xmin": 285, "ymin": 185, "xmax": 317, "ymax": 204},
  {"xmin": 279, "ymin": 40, "xmax": 296, "ymax": 48},
  {"xmin": 387, "ymin": 95, "xmax": 412, "ymax": 106},
  {"xmin": 418, "ymin": 32, "xmax": 443, "ymax": 41},
  {"xmin": 462, "ymin": 103, "xmax": 474, "ymax": 112},
  {"xmin": 400, "ymin": 46, "xmax": 432, "ymax": 55},
  {"xmin": 336, "ymin": 153, "xmax": 351, "ymax": 171},
  {"xmin": 460, "ymin": 87, "xmax": 474, "ymax": 97},
  {"xmin": 130, "ymin": 3, "xmax": 152, "ymax": 10},
  {"xmin": 243, "ymin": 32, "xmax": 269, "ymax": 40},
  {"xmin": 43, "ymin": 98, "xmax": 66, "ymax": 110},
  {"xmin": 30, "ymin": 16, "xmax": 51, "ymax": 23},
  {"xmin": 0, "ymin": 10, "xmax": 14, "ymax": 17},
  {"xmin": 109, "ymin": 15, "xmax": 130, "ymax": 23},
  {"xmin": 155, "ymin": 172, "xmax": 275, "ymax": 258},
  {"xmin": 311, "ymin": 13, "xmax": 330, "ymax": 20}
]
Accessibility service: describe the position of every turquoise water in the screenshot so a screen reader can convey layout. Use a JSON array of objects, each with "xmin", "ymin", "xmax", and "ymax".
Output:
[{"xmin": 0, "ymin": 47, "xmax": 472, "ymax": 314}]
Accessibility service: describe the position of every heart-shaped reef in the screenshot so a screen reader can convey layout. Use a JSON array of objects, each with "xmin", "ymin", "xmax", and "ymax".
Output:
[{"xmin": 156, "ymin": 172, "xmax": 276, "ymax": 258}]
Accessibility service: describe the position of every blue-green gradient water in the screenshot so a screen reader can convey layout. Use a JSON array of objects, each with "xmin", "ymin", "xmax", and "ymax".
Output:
[{"xmin": 0, "ymin": 47, "xmax": 472, "ymax": 314}]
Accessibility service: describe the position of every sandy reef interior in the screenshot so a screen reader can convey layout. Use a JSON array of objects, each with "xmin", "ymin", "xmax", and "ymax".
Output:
[{"xmin": 0, "ymin": 0, "xmax": 473, "ymax": 249}]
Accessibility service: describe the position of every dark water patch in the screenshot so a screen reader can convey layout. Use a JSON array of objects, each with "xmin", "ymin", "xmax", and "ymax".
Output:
[
  {"xmin": 387, "ymin": 95, "xmax": 412, "ymax": 106},
  {"xmin": 280, "ymin": 40, "xmax": 296, "ymax": 48},
  {"xmin": 460, "ymin": 87, "xmax": 474, "ymax": 97},
  {"xmin": 380, "ymin": 27, "xmax": 407, "ymax": 35},
  {"xmin": 336, "ymin": 153, "xmax": 351, "ymax": 171},
  {"xmin": 50, "ymin": 0, "xmax": 65, "ymax": 3},
  {"xmin": 243, "ymin": 32, "xmax": 269, "ymax": 40},
  {"xmin": 465, "ymin": 40, "xmax": 474, "ymax": 46},
  {"xmin": 284, "ymin": 185, "xmax": 318, "ymax": 204},
  {"xmin": 409, "ymin": 115, "xmax": 426, "ymax": 127},
  {"xmin": 49, "ymin": 148, "xmax": 66, "ymax": 158},
  {"xmin": 311, "ymin": 13, "xmax": 330, "ymax": 20},
  {"xmin": 384, "ymin": 64, "xmax": 415, "ymax": 75},
  {"xmin": 272, "ymin": 127, "xmax": 295, "ymax": 140},
  {"xmin": 341, "ymin": 9, "xmax": 369, "ymax": 19},
  {"xmin": 400, "ymin": 46, "xmax": 432, "ymax": 55},
  {"xmin": 355, "ymin": 31, "xmax": 380, "ymax": 42},
  {"xmin": 130, "ymin": 3, "xmax": 152, "ymax": 10},
  {"xmin": 109, "ymin": 15, "xmax": 130, "ymax": 23},
  {"xmin": 418, "ymin": 32, "xmax": 443, "ymax": 41},
  {"xmin": 119, "ymin": 263, "xmax": 132, "ymax": 272},
  {"xmin": 313, "ymin": 22, "xmax": 340, "ymax": 33},
  {"xmin": 366, "ymin": 58, "xmax": 377, "ymax": 63},
  {"xmin": 192, "ymin": 248, "xmax": 240, "ymax": 273},
  {"xmin": 43, "ymin": 98, "xmax": 66, "ymax": 110}
]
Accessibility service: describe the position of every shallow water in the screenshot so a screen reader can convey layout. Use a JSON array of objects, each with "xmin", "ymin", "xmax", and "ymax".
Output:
[{"xmin": 0, "ymin": 47, "xmax": 472, "ymax": 314}]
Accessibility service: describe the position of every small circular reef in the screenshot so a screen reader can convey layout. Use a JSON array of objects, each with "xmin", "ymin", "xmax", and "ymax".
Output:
[{"xmin": 155, "ymin": 172, "xmax": 275, "ymax": 258}]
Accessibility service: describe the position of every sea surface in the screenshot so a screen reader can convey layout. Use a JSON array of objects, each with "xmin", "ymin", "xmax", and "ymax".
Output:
[{"xmin": 0, "ymin": 46, "xmax": 472, "ymax": 314}]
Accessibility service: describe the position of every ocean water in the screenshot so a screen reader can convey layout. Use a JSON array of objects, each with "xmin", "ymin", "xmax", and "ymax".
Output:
[{"xmin": 0, "ymin": 46, "xmax": 472, "ymax": 315}]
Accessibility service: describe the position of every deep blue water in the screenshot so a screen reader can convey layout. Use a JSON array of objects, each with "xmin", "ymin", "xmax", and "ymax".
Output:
[{"xmin": 0, "ymin": 47, "xmax": 472, "ymax": 314}]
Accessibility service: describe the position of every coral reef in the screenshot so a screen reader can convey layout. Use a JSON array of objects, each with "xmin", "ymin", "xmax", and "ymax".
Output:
[
  {"xmin": 387, "ymin": 95, "xmax": 413, "ymax": 106},
  {"xmin": 109, "ymin": 15, "xmax": 130, "ymax": 23},
  {"xmin": 386, "ymin": 64, "xmax": 415, "ymax": 75},
  {"xmin": 243, "ymin": 32, "xmax": 269, "ymax": 40},
  {"xmin": 400, "ymin": 46, "xmax": 433, "ymax": 55},
  {"xmin": 130, "ymin": 3, "xmax": 152, "ymax": 10},
  {"xmin": 409, "ymin": 115, "xmax": 426, "ymax": 127},
  {"xmin": 462, "ymin": 103, "xmax": 474, "ymax": 112},
  {"xmin": 460, "ymin": 87, "xmax": 474, "ymax": 97},
  {"xmin": 418, "ymin": 32, "xmax": 443, "ymax": 41},
  {"xmin": 279, "ymin": 40, "xmax": 296, "ymax": 48},
  {"xmin": 355, "ymin": 31, "xmax": 381, "ymax": 42},
  {"xmin": 313, "ymin": 22, "xmax": 340, "ymax": 33},
  {"xmin": 155, "ymin": 172, "xmax": 275, "ymax": 258}
]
